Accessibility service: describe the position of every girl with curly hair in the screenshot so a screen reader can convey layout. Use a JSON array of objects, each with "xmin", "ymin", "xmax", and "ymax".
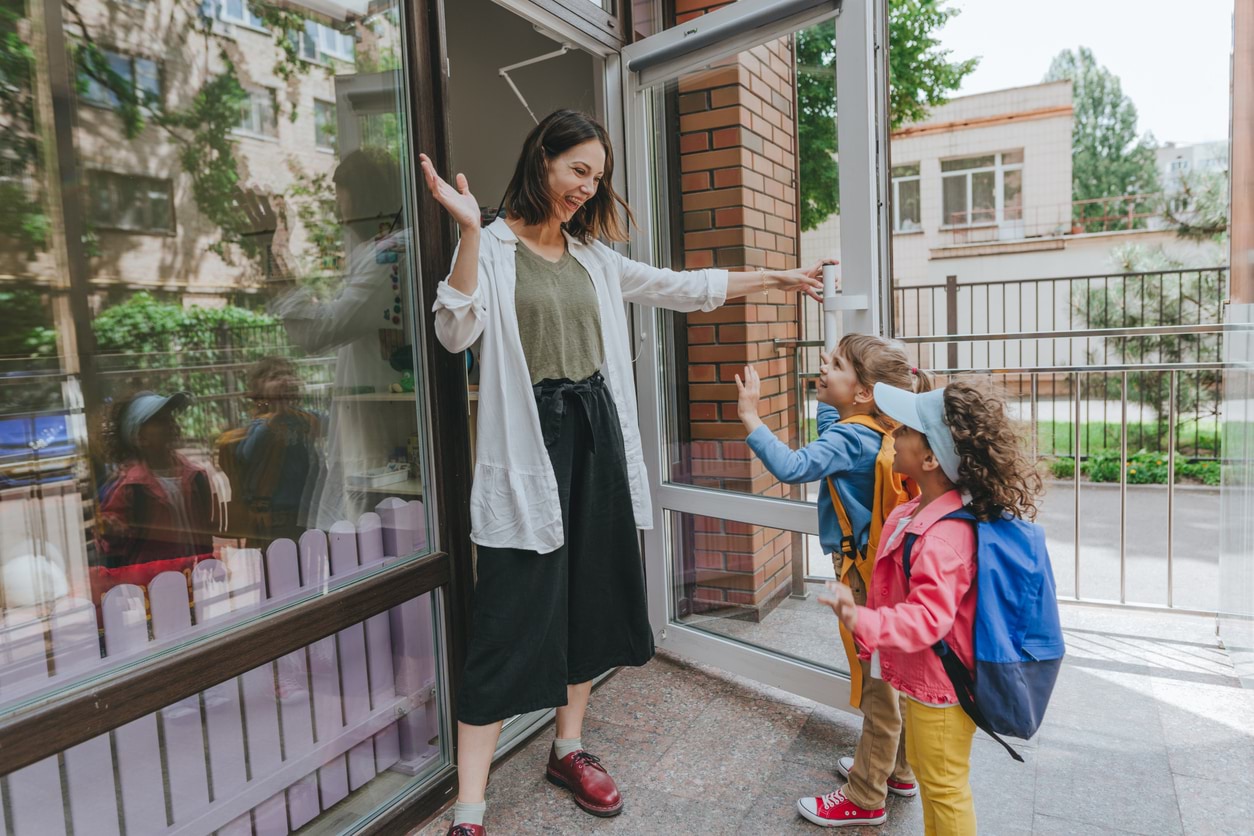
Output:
[{"xmin": 818, "ymin": 377, "xmax": 1041, "ymax": 835}]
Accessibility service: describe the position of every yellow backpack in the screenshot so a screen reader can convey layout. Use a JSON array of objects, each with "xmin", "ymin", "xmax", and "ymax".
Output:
[
  {"xmin": 824, "ymin": 413, "xmax": 918, "ymax": 707},
  {"xmin": 825, "ymin": 414, "xmax": 918, "ymax": 587}
]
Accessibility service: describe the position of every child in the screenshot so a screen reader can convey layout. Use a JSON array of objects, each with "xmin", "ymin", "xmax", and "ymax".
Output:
[
  {"xmin": 735, "ymin": 334, "xmax": 929, "ymax": 828},
  {"xmin": 820, "ymin": 378, "xmax": 1043, "ymax": 836}
]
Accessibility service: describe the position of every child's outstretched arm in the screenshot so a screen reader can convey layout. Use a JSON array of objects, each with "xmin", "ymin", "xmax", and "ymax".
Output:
[
  {"xmin": 736, "ymin": 364, "xmax": 863, "ymax": 484},
  {"xmin": 735, "ymin": 363, "xmax": 767, "ymax": 434}
]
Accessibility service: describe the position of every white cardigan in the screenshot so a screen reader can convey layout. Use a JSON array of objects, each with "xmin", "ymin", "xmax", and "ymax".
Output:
[{"xmin": 432, "ymin": 218, "xmax": 729, "ymax": 554}]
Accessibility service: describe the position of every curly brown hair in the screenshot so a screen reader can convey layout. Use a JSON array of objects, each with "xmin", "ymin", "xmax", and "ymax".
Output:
[{"xmin": 943, "ymin": 377, "xmax": 1043, "ymax": 521}]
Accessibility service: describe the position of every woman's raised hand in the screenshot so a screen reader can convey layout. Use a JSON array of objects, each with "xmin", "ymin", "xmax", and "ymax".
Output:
[
  {"xmin": 775, "ymin": 258, "xmax": 837, "ymax": 303},
  {"xmin": 419, "ymin": 153, "xmax": 481, "ymax": 231}
]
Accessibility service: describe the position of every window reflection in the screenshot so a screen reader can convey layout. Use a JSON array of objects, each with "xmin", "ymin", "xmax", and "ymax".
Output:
[{"xmin": 0, "ymin": 0, "xmax": 429, "ymax": 716}]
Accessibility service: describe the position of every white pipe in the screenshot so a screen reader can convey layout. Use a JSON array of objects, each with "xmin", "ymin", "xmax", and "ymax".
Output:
[{"xmin": 822, "ymin": 263, "xmax": 840, "ymax": 353}]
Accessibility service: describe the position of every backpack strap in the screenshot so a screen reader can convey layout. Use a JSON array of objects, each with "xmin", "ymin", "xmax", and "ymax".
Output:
[
  {"xmin": 902, "ymin": 522, "xmax": 1025, "ymax": 763},
  {"xmin": 825, "ymin": 414, "xmax": 892, "ymax": 562},
  {"xmin": 825, "ymin": 477, "xmax": 860, "ymax": 562}
]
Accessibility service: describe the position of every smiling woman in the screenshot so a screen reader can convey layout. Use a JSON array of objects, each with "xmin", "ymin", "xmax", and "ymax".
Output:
[{"xmin": 418, "ymin": 107, "xmax": 828, "ymax": 834}]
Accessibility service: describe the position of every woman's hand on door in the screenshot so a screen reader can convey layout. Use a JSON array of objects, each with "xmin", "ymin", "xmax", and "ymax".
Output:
[{"xmin": 419, "ymin": 153, "xmax": 481, "ymax": 231}]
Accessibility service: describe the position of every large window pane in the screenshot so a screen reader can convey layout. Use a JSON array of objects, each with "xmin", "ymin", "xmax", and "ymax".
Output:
[
  {"xmin": 652, "ymin": 20, "xmax": 838, "ymax": 510},
  {"xmin": 942, "ymin": 173, "xmax": 968, "ymax": 225},
  {"xmin": 0, "ymin": 0, "xmax": 436, "ymax": 775},
  {"xmin": 971, "ymin": 169, "xmax": 996, "ymax": 223},
  {"xmin": 1004, "ymin": 167, "xmax": 1023, "ymax": 221},
  {"xmin": 670, "ymin": 512, "xmax": 849, "ymax": 673},
  {"xmin": 896, "ymin": 176, "xmax": 921, "ymax": 231}
]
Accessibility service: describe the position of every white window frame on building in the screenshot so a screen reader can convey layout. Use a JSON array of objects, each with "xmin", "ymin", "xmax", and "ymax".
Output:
[
  {"xmin": 234, "ymin": 88, "xmax": 279, "ymax": 139},
  {"xmin": 294, "ymin": 19, "xmax": 356, "ymax": 65},
  {"xmin": 891, "ymin": 163, "xmax": 921, "ymax": 233},
  {"xmin": 940, "ymin": 149, "xmax": 1023, "ymax": 234},
  {"xmin": 314, "ymin": 98, "xmax": 336, "ymax": 150},
  {"xmin": 213, "ymin": 0, "xmax": 267, "ymax": 31},
  {"xmin": 87, "ymin": 170, "xmax": 175, "ymax": 235},
  {"xmin": 79, "ymin": 49, "xmax": 161, "ymax": 111}
]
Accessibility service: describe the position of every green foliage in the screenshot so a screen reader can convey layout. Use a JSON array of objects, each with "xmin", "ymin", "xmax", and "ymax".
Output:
[
  {"xmin": 1160, "ymin": 163, "xmax": 1230, "ymax": 243},
  {"xmin": 886, "ymin": 0, "xmax": 979, "ymax": 130},
  {"xmin": 1036, "ymin": 419, "xmax": 1221, "ymax": 459},
  {"xmin": 795, "ymin": 1, "xmax": 977, "ymax": 231},
  {"xmin": 0, "ymin": 2, "xmax": 49, "ymax": 252},
  {"xmin": 0, "ymin": 289, "xmax": 57, "ymax": 358},
  {"xmin": 162, "ymin": 61, "xmax": 252, "ymax": 260},
  {"xmin": 285, "ymin": 160, "xmax": 345, "ymax": 297},
  {"xmin": 62, "ymin": 2, "xmax": 336, "ymax": 266},
  {"xmin": 93, "ymin": 292, "xmax": 275, "ymax": 356},
  {"xmin": 1068, "ymin": 252, "xmax": 1225, "ymax": 419},
  {"xmin": 1048, "ymin": 457, "xmax": 1075, "ymax": 479},
  {"xmin": 1079, "ymin": 449, "xmax": 1220, "ymax": 486},
  {"xmin": 1043, "ymin": 47, "xmax": 1161, "ymax": 230}
]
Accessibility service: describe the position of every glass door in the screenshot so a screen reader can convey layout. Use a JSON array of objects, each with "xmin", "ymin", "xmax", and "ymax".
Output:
[{"xmin": 622, "ymin": 0, "xmax": 891, "ymax": 707}]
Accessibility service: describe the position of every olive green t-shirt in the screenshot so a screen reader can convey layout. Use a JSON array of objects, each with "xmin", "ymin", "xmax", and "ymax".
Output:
[{"xmin": 514, "ymin": 240, "xmax": 604, "ymax": 385}]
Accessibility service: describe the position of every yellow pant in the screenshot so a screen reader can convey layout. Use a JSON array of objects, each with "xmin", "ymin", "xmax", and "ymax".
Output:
[{"xmin": 902, "ymin": 699, "xmax": 978, "ymax": 835}]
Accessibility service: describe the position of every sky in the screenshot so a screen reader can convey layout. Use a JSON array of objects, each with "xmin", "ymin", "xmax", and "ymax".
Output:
[{"xmin": 935, "ymin": 0, "xmax": 1234, "ymax": 146}]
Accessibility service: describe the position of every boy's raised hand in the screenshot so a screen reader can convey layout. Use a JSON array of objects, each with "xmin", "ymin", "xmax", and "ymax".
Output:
[
  {"xmin": 818, "ymin": 581, "xmax": 859, "ymax": 630},
  {"xmin": 734, "ymin": 364, "xmax": 765, "ymax": 432}
]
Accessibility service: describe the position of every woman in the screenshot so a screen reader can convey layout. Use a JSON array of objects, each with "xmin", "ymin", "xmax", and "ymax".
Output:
[
  {"xmin": 422, "ymin": 109, "xmax": 826, "ymax": 836},
  {"xmin": 269, "ymin": 148, "xmax": 411, "ymax": 530}
]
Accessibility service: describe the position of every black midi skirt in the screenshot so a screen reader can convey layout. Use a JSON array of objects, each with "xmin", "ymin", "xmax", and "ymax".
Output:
[{"xmin": 457, "ymin": 372, "xmax": 656, "ymax": 726}]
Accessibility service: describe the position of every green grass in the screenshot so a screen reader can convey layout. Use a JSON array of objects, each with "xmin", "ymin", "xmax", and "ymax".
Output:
[{"xmin": 1035, "ymin": 419, "xmax": 1220, "ymax": 459}]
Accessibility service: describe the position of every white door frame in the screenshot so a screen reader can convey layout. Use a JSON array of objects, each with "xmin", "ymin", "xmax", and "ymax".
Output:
[{"xmin": 619, "ymin": 0, "xmax": 891, "ymax": 710}]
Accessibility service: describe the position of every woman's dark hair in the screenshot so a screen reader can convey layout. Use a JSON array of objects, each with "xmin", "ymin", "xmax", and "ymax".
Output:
[
  {"xmin": 333, "ymin": 147, "xmax": 402, "ymax": 225},
  {"xmin": 501, "ymin": 109, "xmax": 634, "ymax": 243}
]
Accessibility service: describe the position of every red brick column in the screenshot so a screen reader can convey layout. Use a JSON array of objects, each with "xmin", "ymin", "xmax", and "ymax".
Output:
[{"xmin": 671, "ymin": 2, "xmax": 803, "ymax": 619}]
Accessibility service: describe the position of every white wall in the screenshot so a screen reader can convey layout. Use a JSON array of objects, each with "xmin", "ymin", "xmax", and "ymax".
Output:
[
  {"xmin": 889, "ymin": 81, "xmax": 1075, "ymax": 288},
  {"xmin": 445, "ymin": 0, "xmax": 599, "ymax": 211}
]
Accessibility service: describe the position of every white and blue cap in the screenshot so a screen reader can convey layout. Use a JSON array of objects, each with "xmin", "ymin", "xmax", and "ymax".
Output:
[
  {"xmin": 873, "ymin": 383, "xmax": 962, "ymax": 485},
  {"xmin": 120, "ymin": 391, "xmax": 191, "ymax": 446}
]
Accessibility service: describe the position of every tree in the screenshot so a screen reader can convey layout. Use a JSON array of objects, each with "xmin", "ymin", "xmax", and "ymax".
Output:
[
  {"xmin": 1044, "ymin": 47, "xmax": 1161, "ymax": 232},
  {"xmin": 796, "ymin": 0, "xmax": 977, "ymax": 231}
]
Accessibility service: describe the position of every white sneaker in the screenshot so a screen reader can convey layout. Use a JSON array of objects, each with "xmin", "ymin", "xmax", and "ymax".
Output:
[{"xmin": 836, "ymin": 756, "xmax": 919, "ymax": 798}]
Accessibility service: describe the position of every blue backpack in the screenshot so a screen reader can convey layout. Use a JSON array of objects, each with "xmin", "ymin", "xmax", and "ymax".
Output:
[{"xmin": 903, "ymin": 508, "xmax": 1065, "ymax": 762}]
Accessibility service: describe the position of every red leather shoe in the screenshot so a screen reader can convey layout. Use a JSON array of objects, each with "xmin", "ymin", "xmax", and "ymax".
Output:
[
  {"xmin": 544, "ymin": 745, "xmax": 624, "ymax": 817},
  {"xmin": 446, "ymin": 824, "xmax": 484, "ymax": 836}
]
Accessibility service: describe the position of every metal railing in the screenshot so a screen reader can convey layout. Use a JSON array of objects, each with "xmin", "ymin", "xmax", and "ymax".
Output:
[
  {"xmin": 888, "ymin": 267, "xmax": 1228, "ymax": 459},
  {"xmin": 777, "ymin": 271, "xmax": 1228, "ymax": 611}
]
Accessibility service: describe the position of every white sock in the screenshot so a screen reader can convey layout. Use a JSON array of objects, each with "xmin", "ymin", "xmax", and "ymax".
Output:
[
  {"xmin": 554, "ymin": 736, "xmax": 583, "ymax": 759},
  {"xmin": 451, "ymin": 800, "xmax": 485, "ymax": 827}
]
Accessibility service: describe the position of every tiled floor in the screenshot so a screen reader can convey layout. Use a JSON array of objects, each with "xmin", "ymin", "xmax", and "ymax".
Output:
[{"xmin": 414, "ymin": 603, "xmax": 1254, "ymax": 835}]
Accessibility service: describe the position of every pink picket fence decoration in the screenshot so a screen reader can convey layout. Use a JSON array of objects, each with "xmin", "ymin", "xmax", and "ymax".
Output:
[{"xmin": 0, "ymin": 499, "xmax": 438, "ymax": 836}]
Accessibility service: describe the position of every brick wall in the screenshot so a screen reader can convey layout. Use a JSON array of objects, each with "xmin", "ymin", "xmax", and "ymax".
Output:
[{"xmin": 669, "ymin": 1, "xmax": 804, "ymax": 619}]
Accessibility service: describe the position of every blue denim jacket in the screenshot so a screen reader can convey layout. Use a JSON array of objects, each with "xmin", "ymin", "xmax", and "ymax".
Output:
[{"xmin": 745, "ymin": 403, "xmax": 879, "ymax": 557}]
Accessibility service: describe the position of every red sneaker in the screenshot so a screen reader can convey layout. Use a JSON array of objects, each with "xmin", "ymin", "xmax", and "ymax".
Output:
[
  {"xmin": 445, "ymin": 825, "xmax": 484, "ymax": 836},
  {"xmin": 796, "ymin": 789, "xmax": 887, "ymax": 828},
  {"xmin": 545, "ymin": 745, "xmax": 624, "ymax": 817},
  {"xmin": 836, "ymin": 755, "xmax": 919, "ymax": 798}
]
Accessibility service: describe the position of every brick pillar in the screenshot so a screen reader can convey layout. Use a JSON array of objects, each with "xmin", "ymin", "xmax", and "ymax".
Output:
[{"xmin": 671, "ymin": 2, "xmax": 802, "ymax": 619}]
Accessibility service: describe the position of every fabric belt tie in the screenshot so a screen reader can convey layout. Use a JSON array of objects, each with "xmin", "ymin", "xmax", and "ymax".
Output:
[{"xmin": 534, "ymin": 372, "xmax": 603, "ymax": 453}]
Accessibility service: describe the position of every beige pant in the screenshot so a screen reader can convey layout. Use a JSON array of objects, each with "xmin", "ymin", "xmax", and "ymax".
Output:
[{"xmin": 841, "ymin": 566, "xmax": 915, "ymax": 811}]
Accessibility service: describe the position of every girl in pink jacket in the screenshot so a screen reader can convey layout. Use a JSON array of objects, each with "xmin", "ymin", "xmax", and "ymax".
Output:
[{"xmin": 818, "ymin": 378, "xmax": 1043, "ymax": 835}]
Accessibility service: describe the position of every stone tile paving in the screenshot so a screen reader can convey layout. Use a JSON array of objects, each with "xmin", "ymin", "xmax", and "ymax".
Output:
[{"xmin": 414, "ymin": 604, "xmax": 1252, "ymax": 835}]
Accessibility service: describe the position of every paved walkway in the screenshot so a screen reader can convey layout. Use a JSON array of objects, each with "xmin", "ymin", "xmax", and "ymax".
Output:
[{"xmin": 415, "ymin": 606, "xmax": 1254, "ymax": 835}]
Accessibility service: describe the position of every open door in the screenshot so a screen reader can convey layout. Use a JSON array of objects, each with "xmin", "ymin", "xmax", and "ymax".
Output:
[{"xmin": 622, "ymin": 0, "xmax": 892, "ymax": 708}]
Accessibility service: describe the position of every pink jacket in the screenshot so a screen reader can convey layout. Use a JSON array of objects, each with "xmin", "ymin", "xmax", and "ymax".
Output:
[{"xmin": 853, "ymin": 489, "xmax": 977, "ymax": 705}]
